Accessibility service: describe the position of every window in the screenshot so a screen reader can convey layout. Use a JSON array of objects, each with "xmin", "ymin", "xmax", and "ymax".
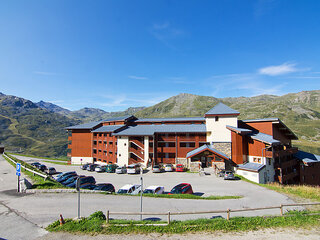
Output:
[
  {"xmin": 94, "ymin": 133, "xmax": 97, "ymax": 136},
  {"xmin": 99, "ymin": 133, "xmax": 102, "ymax": 137},
  {"xmin": 124, "ymin": 143, "xmax": 126, "ymax": 146},
  {"xmin": 93, "ymin": 141, "xmax": 97, "ymax": 145},
  {"xmin": 180, "ymin": 142, "xmax": 195, "ymax": 148},
  {"xmin": 215, "ymin": 116, "xmax": 219, "ymax": 122},
  {"xmin": 253, "ymin": 157, "xmax": 261, "ymax": 163},
  {"xmin": 93, "ymin": 149, "xmax": 97, "ymax": 154}
]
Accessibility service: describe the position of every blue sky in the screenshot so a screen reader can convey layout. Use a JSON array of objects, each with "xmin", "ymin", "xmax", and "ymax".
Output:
[{"xmin": 0, "ymin": 0, "xmax": 320, "ymax": 111}]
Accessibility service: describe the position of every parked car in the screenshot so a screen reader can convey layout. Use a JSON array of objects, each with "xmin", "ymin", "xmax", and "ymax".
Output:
[
  {"xmin": 169, "ymin": 183, "xmax": 193, "ymax": 194},
  {"xmin": 218, "ymin": 170, "xmax": 225, "ymax": 177},
  {"xmin": 46, "ymin": 167, "xmax": 56, "ymax": 175},
  {"xmin": 164, "ymin": 164, "xmax": 174, "ymax": 172},
  {"xmin": 106, "ymin": 164, "xmax": 118, "ymax": 173},
  {"xmin": 175, "ymin": 164, "xmax": 185, "ymax": 172},
  {"xmin": 81, "ymin": 163, "xmax": 90, "ymax": 170},
  {"xmin": 95, "ymin": 165, "xmax": 107, "ymax": 173},
  {"xmin": 87, "ymin": 164, "xmax": 98, "ymax": 171},
  {"xmin": 61, "ymin": 175, "xmax": 81, "ymax": 185},
  {"xmin": 38, "ymin": 164, "xmax": 47, "ymax": 171},
  {"xmin": 57, "ymin": 173, "xmax": 78, "ymax": 183},
  {"xmin": 80, "ymin": 183, "xmax": 96, "ymax": 190},
  {"xmin": 93, "ymin": 183, "xmax": 115, "ymax": 193},
  {"xmin": 152, "ymin": 165, "xmax": 163, "ymax": 173},
  {"xmin": 66, "ymin": 176, "xmax": 96, "ymax": 188},
  {"xmin": 143, "ymin": 186, "xmax": 164, "ymax": 194},
  {"xmin": 117, "ymin": 184, "xmax": 141, "ymax": 194},
  {"xmin": 127, "ymin": 164, "xmax": 140, "ymax": 174},
  {"xmin": 115, "ymin": 166, "xmax": 127, "ymax": 174},
  {"xmin": 224, "ymin": 171, "xmax": 236, "ymax": 180},
  {"xmin": 55, "ymin": 171, "xmax": 76, "ymax": 180},
  {"xmin": 31, "ymin": 162, "xmax": 41, "ymax": 168}
]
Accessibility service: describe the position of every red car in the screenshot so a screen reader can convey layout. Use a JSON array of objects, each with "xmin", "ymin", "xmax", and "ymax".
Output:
[
  {"xmin": 175, "ymin": 164, "xmax": 185, "ymax": 172},
  {"xmin": 169, "ymin": 183, "xmax": 193, "ymax": 194}
]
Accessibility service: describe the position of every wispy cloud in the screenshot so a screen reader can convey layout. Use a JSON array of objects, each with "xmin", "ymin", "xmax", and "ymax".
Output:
[
  {"xmin": 258, "ymin": 62, "xmax": 299, "ymax": 76},
  {"xmin": 150, "ymin": 21, "xmax": 185, "ymax": 48},
  {"xmin": 128, "ymin": 75, "xmax": 148, "ymax": 80},
  {"xmin": 33, "ymin": 71, "xmax": 57, "ymax": 76}
]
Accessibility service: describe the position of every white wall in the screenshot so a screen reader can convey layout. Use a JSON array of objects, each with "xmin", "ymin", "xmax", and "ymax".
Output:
[
  {"xmin": 247, "ymin": 155, "xmax": 275, "ymax": 183},
  {"xmin": 71, "ymin": 157, "xmax": 93, "ymax": 164},
  {"xmin": 117, "ymin": 136, "xmax": 129, "ymax": 167},
  {"xmin": 236, "ymin": 169, "xmax": 260, "ymax": 183},
  {"xmin": 206, "ymin": 116, "xmax": 238, "ymax": 143},
  {"xmin": 143, "ymin": 136, "xmax": 149, "ymax": 167}
]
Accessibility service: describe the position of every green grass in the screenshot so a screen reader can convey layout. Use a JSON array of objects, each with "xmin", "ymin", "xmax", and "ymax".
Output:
[
  {"xmin": 141, "ymin": 193, "xmax": 242, "ymax": 200},
  {"xmin": 46, "ymin": 210, "xmax": 320, "ymax": 234},
  {"xmin": 7, "ymin": 152, "xmax": 70, "ymax": 161},
  {"xmin": 3, "ymin": 153, "xmax": 67, "ymax": 189},
  {"xmin": 236, "ymin": 174, "xmax": 320, "ymax": 202},
  {"xmin": 42, "ymin": 160, "xmax": 72, "ymax": 165}
]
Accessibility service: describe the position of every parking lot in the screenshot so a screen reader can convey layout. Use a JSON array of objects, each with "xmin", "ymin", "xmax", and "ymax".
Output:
[{"xmin": 0, "ymin": 154, "xmax": 301, "ymax": 233}]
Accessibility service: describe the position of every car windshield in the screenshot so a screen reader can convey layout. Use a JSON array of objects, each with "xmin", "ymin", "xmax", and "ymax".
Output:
[
  {"xmin": 171, "ymin": 184, "xmax": 186, "ymax": 193},
  {"xmin": 117, "ymin": 189, "xmax": 128, "ymax": 194}
]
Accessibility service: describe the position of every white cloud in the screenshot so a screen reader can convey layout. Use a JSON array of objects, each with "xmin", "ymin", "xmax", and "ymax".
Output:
[
  {"xmin": 128, "ymin": 75, "xmax": 148, "ymax": 80},
  {"xmin": 258, "ymin": 63, "xmax": 299, "ymax": 76}
]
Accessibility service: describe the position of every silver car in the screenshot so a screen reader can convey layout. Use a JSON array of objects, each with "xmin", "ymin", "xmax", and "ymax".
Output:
[{"xmin": 115, "ymin": 166, "xmax": 127, "ymax": 174}]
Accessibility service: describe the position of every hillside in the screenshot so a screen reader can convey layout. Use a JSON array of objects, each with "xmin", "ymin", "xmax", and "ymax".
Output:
[
  {"xmin": 0, "ymin": 90, "xmax": 319, "ymax": 157},
  {"xmin": 135, "ymin": 90, "xmax": 320, "ymax": 154}
]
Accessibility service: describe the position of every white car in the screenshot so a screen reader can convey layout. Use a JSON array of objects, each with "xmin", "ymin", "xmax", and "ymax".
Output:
[
  {"xmin": 127, "ymin": 164, "xmax": 140, "ymax": 174},
  {"xmin": 117, "ymin": 184, "xmax": 141, "ymax": 195},
  {"xmin": 143, "ymin": 186, "xmax": 164, "ymax": 194},
  {"xmin": 95, "ymin": 165, "xmax": 107, "ymax": 172},
  {"xmin": 115, "ymin": 166, "xmax": 127, "ymax": 174},
  {"xmin": 164, "ymin": 164, "xmax": 174, "ymax": 172}
]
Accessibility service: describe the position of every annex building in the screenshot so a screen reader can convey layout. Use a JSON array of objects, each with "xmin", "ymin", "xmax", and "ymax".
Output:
[{"xmin": 66, "ymin": 103, "xmax": 320, "ymax": 186}]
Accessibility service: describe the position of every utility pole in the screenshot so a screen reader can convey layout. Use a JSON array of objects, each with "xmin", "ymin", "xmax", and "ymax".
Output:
[
  {"xmin": 76, "ymin": 176, "xmax": 81, "ymax": 219},
  {"xmin": 140, "ymin": 166, "xmax": 143, "ymax": 221}
]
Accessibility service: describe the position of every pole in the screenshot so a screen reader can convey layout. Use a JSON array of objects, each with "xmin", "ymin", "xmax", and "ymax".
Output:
[
  {"xmin": 17, "ymin": 175, "xmax": 20, "ymax": 193},
  {"xmin": 140, "ymin": 166, "xmax": 143, "ymax": 221},
  {"xmin": 76, "ymin": 176, "xmax": 81, "ymax": 219}
]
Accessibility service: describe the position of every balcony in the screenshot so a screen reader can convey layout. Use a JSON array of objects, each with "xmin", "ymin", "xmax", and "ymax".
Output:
[
  {"xmin": 156, "ymin": 147, "xmax": 176, "ymax": 153},
  {"xmin": 281, "ymin": 171, "xmax": 299, "ymax": 182},
  {"xmin": 273, "ymin": 147, "xmax": 298, "ymax": 158}
]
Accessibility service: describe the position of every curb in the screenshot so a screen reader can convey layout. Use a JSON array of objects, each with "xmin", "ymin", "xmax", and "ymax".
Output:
[{"xmin": 25, "ymin": 189, "xmax": 107, "ymax": 194}]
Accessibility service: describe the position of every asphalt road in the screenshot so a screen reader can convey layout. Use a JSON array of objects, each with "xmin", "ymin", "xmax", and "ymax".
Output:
[{"xmin": 0, "ymin": 154, "xmax": 301, "ymax": 240}]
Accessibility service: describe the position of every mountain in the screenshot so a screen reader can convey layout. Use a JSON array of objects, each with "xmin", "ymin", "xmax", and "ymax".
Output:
[
  {"xmin": 135, "ymin": 90, "xmax": 320, "ymax": 154},
  {"xmin": 0, "ymin": 90, "xmax": 319, "ymax": 157}
]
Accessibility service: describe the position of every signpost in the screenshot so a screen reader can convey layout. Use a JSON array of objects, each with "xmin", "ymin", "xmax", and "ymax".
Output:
[
  {"xmin": 140, "ymin": 166, "xmax": 143, "ymax": 221},
  {"xmin": 76, "ymin": 176, "xmax": 81, "ymax": 219},
  {"xmin": 16, "ymin": 163, "xmax": 21, "ymax": 193}
]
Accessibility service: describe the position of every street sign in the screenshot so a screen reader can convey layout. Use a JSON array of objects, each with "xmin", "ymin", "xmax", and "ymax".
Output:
[{"xmin": 16, "ymin": 163, "xmax": 21, "ymax": 176}]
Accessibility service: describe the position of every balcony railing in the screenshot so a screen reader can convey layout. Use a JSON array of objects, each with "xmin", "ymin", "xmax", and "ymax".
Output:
[{"xmin": 273, "ymin": 147, "xmax": 298, "ymax": 158}]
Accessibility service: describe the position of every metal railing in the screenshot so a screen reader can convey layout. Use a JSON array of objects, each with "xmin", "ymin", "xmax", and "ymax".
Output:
[
  {"xmin": 3, "ymin": 152, "xmax": 49, "ymax": 179},
  {"xmin": 106, "ymin": 202, "xmax": 320, "ymax": 225}
]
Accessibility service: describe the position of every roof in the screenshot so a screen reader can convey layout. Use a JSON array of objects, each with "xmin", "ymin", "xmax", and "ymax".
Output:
[
  {"xmin": 135, "ymin": 117, "xmax": 205, "ymax": 122},
  {"xmin": 186, "ymin": 144, "xmax": 229, "ymax": 159},
  {"xmin": 102, "ymin": 115, "xmax": 135, "ymax": 122},
  {"xmin": 237, "ymin": 162, "xmax": 265, "ymax": 172},
  {"xmin": 92, "ymin": 125, "xmax": 125, "ymax": 133},
  {"xmin": 113, "ymin": 124, "xmax": 206, "ymax": 136},
  {"xmin": 242, "ymin": 118, "xmax": 279, "ymax": 123},
  {"xmin": 250, "ymin": 132, "xmax": 281, "ymax": 145},
  {"xmin": 65, "ymin": 121, "xmax": 102, "ymax": 130},
  {"xmin": 294, "ymin": 150, "xmax": 320, "ymax": 164},
  {"xmin": 205, "ymin": 102, "xmax": 240, "ymax": 116},
  {"xmin": 226, "ymin": 125, "xmax": 252, "ymax": 135}
]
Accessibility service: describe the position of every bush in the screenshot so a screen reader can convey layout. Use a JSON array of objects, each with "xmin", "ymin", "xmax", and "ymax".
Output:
[{"xmin": 88, "ymin": 211, "xmax": 106, "ymax": 220}]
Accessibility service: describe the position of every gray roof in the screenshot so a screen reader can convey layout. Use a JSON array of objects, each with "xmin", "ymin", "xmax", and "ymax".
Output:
[
  {"xmin": 237, "ymin": 162, "xmax": 265, "ymax": 172},
  {"xmin": 102, "ymin": 115, "xmax": 135, "ymax": 122},
  {"xmin": 186, "ymin": 144, "xmax": 229, "ymax": 159},
  {"xmin": 226, "ymin": 125, "xmax": 252, "ymax": 134},
  {"xmin": 242, "ymin": 118, "xmax": 279, "ymax": 123},
  {"xmin": 250, "ymin": 132, "xmax": 280, "ymax": 145},
  {"xmin": 113, "ymin": 124, "xmax": 206, "ymax": 136},
  {"xmin": 294, "ymin": 150, "xmax": 320, "ymax": 164},
  {"xmin": 205, "ymin": 102, "xmax": 239, "ymax": 116},
  {"xmin": 135, "ymin": 117, "xmax": 205, "ymax": 122},
  {"xmin": 65, "ymin": 121, "xmax": 102, "ymax": 130},
  {"xmin": 92, "ymin": 125, "xmax": 125, "ymax": 133}
]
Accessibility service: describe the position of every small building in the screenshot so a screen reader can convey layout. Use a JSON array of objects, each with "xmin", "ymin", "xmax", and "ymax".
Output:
[{"xmin": 295, "ymin": 151, "xmax": 320, "ymax": 186}]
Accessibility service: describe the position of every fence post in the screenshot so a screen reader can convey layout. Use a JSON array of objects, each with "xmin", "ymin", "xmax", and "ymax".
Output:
[
  {"xmin": 280, "ymin": 204, "xmax": 283, "ymax": 216},
  {"xmin": 167, "ymin": 211, "xmax": 171, "ymax": 224},
  {"xmin": 227, "ymin": 209, "xmax": 230, "ymax": 220},
  {"xmin": 106, "ymin": 210, "xmax": 109, "ymax": 224}
]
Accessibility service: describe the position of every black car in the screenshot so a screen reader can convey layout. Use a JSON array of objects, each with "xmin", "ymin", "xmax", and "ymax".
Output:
[
  {"xmin": 80, "ymin": 163, "xmax": 90, "ymax": 170},
  {"xmin": 56, "ymin": 172, "xmax": 77, "ymax": 183},
  {"xmin": 31, "ymin": 162, "xmax": 41, "ymax": 168},
  {"xmin": 61, "ymin": 175, "xmax": 81, "ymax": 185},
  {"xmin": 87, "ymin": 164, "xmax": 98, "ymax": 171},
  {"xmin": 55, "ymin": 171, "xmax": 76, "ymax": 180},
  {"xmin": 66, "ymin": 176, "xmax": 96, "ymax": 188},
  {"xmin": 80, "ymin": 183, "xmax": 96, "ymax": 190},
  {"xmin": 38, "ymin": 164, "xmax": 47, "ymax": 171},
  {"xmin": 93, "ymin": 183, "xmax": 115, "ymax": 193}
]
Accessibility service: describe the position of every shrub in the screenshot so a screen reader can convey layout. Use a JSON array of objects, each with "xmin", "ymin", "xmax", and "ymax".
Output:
[{"xmin": 88, "ymin": 211, "xmax": 106, "ymax": 220}]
